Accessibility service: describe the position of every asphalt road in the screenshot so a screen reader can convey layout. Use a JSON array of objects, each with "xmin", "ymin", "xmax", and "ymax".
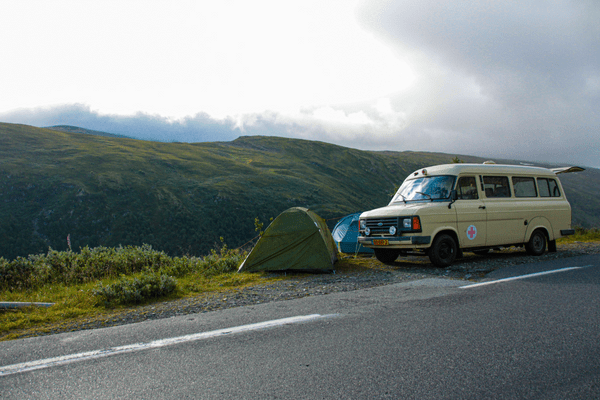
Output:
[{"xmin": 1, "ymin": 254, "xmax": 599, "ymax": 399}]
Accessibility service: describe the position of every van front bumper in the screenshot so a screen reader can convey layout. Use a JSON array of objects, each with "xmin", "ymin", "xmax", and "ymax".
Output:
[{"xmin": 358, "ymin": 235, "xmax": 431, "ymax": 246}]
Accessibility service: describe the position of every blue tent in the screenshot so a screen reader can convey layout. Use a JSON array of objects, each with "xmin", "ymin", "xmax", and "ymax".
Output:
[{"xmin": 332, "ymin": 213, "xmax": 374, "ymax": 254}]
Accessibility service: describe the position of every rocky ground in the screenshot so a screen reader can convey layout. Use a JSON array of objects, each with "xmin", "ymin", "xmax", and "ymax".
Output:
[{"xmin": 5, "ymin": 241, "xmax": 600, "ymax": 340}]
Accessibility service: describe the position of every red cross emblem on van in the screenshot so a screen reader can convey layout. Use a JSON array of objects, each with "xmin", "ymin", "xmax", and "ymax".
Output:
[{"xmin": 467, "ymin": 225, "xmax": 477, "ymax": 240}]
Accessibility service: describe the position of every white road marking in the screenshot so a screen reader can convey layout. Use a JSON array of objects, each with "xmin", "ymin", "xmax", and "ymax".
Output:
[
  {"xmin": 459, "ymin": 265, "xmax": 593, "ymax": 289},
  {"xmin": 0, "ymin": 314, "xmax": 336, "ymax": 377}
]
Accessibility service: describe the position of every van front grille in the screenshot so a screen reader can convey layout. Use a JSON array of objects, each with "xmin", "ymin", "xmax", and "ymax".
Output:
[{"xmin": 365, "ymin": 217, "xmax": 398, "ymax": 235}]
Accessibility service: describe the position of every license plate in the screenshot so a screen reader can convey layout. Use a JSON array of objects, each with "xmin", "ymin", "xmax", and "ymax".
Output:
[{"xmin": 373, "ymin": 239, "xmax": 389, "ymax": 246}]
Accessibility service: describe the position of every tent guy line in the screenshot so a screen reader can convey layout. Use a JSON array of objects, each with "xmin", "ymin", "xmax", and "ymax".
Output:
[{"xmin": 0, "ymin": 314, "xmax": 339, "ymax": 377}]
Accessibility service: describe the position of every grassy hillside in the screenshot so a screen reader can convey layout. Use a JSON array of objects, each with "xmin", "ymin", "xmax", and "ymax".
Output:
[
  {"xmin": 45, "ymin": 125, "xmax": 131, "ymax": 139},
  {"xmin": 0, "ymin": 122, "xmax": 598, "ymax": 260}
]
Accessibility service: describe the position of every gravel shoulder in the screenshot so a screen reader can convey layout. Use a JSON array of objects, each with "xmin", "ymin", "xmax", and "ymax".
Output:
[{"xmin": 4, "ymin": 241, "xmax": 600, "ymax": 340}]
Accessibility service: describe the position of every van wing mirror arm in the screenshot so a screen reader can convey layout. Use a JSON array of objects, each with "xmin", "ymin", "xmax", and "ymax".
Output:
[{"xmin": 448, "ymin": 190, "xmax": 458, "ymax": 209}]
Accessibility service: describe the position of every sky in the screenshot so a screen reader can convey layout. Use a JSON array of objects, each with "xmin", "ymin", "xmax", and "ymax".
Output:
[{"xmin": 1, "ymin": 0, "xmax": 598, "ymax": 168}]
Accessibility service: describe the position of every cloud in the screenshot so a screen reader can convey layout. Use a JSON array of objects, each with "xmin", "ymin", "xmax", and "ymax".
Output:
[
  {"xmin": 348, "ymin": 0, "xmax": 600, "ymax": 167},
  {"xmin": 0, "ymin": 104, "xmax": 239, "ymax": 143},
  {"xmin": 0, "ymin": 0, "xmax": 414, "ymax": 120},
  {"xmin": 0, "ymin": 100, "xmax": 412, "ymax": 149},
  {"xmin": 1, "ymin": 0, "xmax": 598, "ymax": 168}
]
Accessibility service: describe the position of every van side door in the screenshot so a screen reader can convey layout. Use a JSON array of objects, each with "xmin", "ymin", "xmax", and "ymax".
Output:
[
  {"xmin": 454, "ymin": 176, "xmax": 487, "ymax": 248},
  {"xmin": 483, "ymin": 175, "xmax": 527, "ymax": 246}
]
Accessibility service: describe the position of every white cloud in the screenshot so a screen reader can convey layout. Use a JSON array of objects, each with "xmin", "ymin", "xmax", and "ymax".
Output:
[
  {"xmin": 352, "ymin": 0, "xmax": 600, "ymax": 167},
  {"xmin": 1, "ymin": 0, "xmax": 599, "ymax": 168},
  {"xmin": 0, "ymin": 104, "xmax": 238, "ymax": 142},
  {"xmin": 0, "ymin": 0, "xmax": 414, "ymax": 119}
]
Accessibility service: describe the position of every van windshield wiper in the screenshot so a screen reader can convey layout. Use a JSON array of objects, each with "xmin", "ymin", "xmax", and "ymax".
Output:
[{"xmin": 416, "ymin": 192, "xmax": 433, "ymax": 201}]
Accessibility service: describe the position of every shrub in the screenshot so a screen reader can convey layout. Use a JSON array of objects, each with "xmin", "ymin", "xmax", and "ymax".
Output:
[
  {"xmin": 197, "ymin": 238, "xmax": 246, "ymax": 276},
  {"xmin": 93, "ymin": 273, "xmax": 177, "ymax": 306},
  {"xmin": 0, "ymin": 242, "xmax": 246, "ymax": 293},
  {"xmin": 574, "ymin": 227, "xmax": 600, "ymax": 241},
  {"xmin": 0, "ymin": 255, "xmax": 43, "ymax": 291}
]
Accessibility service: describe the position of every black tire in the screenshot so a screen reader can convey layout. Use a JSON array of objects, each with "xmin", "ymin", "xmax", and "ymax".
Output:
[
  {"xmin": 374, "ymin": 248, "xmax": 401, "ymax": 264},
  {"xmin": 526, "ymin": 230, "xmax": 546, "ymax": 256},
  {"xmin": 428, "ymin": 234, "xmax": 458, "ymax": 267}
]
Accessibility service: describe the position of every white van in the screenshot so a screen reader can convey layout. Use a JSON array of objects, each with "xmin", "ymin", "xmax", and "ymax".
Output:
[{"xmin": 358, "ymin": 163, "xmax": 583, "ymax": 267}]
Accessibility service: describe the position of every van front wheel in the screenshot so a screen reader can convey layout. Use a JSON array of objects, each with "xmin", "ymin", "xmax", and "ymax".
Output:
[
  {"xmin": 374, "ymin": 249, "xmax": 401, "ymax": 264},
  {"xmin": 526, "ymin": 230, "xmax": 546, "ymax": 256},
  {"xmin": 428, "ymin": 234, "xmax": 458, "ymax": 267}
]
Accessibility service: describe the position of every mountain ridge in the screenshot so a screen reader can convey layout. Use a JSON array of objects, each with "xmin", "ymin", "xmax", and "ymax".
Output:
[
  {"xmin": 1, "ymin": 122, "xmax": 598, "ymax": 260},
  {"xmin": 45, "ymin": 125, "xmax": 132, "ymax": 139}
]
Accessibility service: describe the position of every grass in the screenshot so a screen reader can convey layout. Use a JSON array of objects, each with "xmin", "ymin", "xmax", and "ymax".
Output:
[
  {"xmin": 557, "ymin": 227, "xmax": 600, "ymax": 243},
  {"xmin": 0, "ymin": 243, "xmax": 288, "ymax": 341},
  {"xmin": 0, "ymin": 242, "xmax": 386, "ymax": 341},
  {"xmin": 0, "ymin": 270, "xmax": 285, "ymax": 341}
]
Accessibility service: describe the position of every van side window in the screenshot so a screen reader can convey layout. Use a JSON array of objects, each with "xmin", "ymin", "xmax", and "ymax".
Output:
[
  {"xmin": 482, "ymin": 176, "xmax": 511, "ymax": 197},
  {"xmin": 456, "ymin": 176, "xmax": 478, "ymax": 199},
  {"xmin": 538, "ymin": 178, "xmax": 561, "ymax": 197},
  {"xmin": 512, "ymin": 177, "xmax": 537, "ymax": 197}
]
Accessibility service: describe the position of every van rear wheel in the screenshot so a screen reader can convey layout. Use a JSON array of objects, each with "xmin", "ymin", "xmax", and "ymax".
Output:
[
  {"xmin": 526, "ymin": 230, "xmax": 546, "ymax": 256},
  {"xmin": 428, "ymin": 234, "xmax": 458, "ymax": 267},
  {"xmin": 374, "ymin": 249, "xmax": 401, "ymax": 264}
]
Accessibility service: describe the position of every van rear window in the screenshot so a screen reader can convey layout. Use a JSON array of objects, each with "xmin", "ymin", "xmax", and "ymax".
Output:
[
  {"xmin": 482, "ymin": 176, "xmax": 511, "ymax": 197},
  {"xmin": 513, "ymin": 177, "xmax": 537, "ymax": 197},
  {"xmin": 538, "ymin": 178, "xmax": 561, "ymax": 197}
]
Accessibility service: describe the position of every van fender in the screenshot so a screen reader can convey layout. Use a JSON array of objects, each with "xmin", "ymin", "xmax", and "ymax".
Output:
[
  {"xmin": 525, "ymin": 217, "xmax": 554, "ymax": 243},
  {"xmin": 430, "ymin": 226, "xmax": 460, "ymax": 248}
]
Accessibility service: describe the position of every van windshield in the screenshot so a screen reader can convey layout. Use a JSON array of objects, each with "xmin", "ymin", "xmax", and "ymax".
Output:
[{"xmin": 390, "ymin": 175, "xmax": 456, "ymax": 203}]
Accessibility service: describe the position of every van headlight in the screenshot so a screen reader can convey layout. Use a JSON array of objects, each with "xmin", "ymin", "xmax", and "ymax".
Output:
[
  {"xmin": 401, "ymin": 216, "xmax": 422, "ymax": 232},
  {"xmin": 389, "ymin": 226, "xmax": 397, "ymax": 235},
  {"xmin": 364, "ymin": 227, "xmax": 370, "ymax": 236}
]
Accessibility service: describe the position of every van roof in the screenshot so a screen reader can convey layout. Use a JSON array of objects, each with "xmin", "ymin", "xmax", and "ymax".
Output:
[{"xmin": 408, "ymin": 163, "xmax": 559, "ymax": 179}]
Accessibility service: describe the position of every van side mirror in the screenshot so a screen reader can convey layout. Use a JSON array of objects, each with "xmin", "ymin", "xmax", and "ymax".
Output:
[{"xmin": 448, "ymin": 190, "xmax": 458, "ymax": 209}]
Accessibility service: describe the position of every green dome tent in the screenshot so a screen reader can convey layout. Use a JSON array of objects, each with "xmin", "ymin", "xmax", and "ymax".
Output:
[{"xmin": 238, "ymin": 207, "xmax": 338, "ymax": 272}]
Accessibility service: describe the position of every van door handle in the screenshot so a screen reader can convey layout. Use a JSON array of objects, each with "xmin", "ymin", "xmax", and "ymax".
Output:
[{"xmin": 479, "ymin": 205, "xmax": 486, "ymax": 209}]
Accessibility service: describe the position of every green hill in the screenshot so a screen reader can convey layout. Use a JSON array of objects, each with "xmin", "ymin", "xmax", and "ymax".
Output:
[
  {"xmin": 0, "ymin": 122, "xmax": 598, "ymax": 260},
  {"xmin": 45, "ymin": 125, "xmax": 131, "ymax": 139}
]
